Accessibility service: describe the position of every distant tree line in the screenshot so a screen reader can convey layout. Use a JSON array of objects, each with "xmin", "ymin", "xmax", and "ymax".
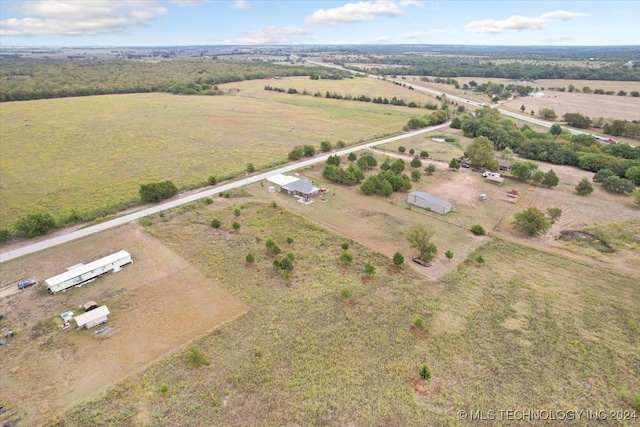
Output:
[
  {"xmin": 0, "ymin": 59, "xmax": 330, "ymax": 102},
  {"xmin": 343, "ymin": 57, "xmax": 640, "ymax": 81}
]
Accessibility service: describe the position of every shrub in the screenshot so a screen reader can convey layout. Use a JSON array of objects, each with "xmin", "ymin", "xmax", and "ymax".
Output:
[
  {"xmin": 271, "ymin": 244, "xmax": 282, "ymax": 255},
  {"xmin": 288, "ymin": 146, "xmax": 304, "ymax": 161},
  {"xmin": 246, "ymin": 253, "xmax": 255, "ymax": 263},
  {"xmin": 340, "ymin": 287, "xmax": 352, "ymax": 298},
  {"xmin": 445, "ymin": 250, "xmax": 453, "ymax": 261},
  {"xmin": 414, "ymin": 317, "xmax": 425, "ymax": 330},
  {"xmin": 160, "ymin": 384, "xmax": 169, "ymax": 394},
  {"xmin": 208, "ymin": 175, "xmax": 217, "ymax": 185},
  {"xmin": 419, "ymin": 364, "xmax": 432, "ymax": 381},
  {"xmin": 0, "ymin": 228, "xmax": 10, "ymax": 243},
  {"xmin": 286, "ymin": 252, "xmax": 295, "ymax": 261},
  {"xmin": 420, "ymin": 151, "xmax": 429, "ymax": 159},
  {"xmin": 14, "ymin": 213, "xmax": 56, "ymax": 237},
  {"xmin": 246, "ymin": 163, "xmax": 255, "ymax": 173},
  {"xmin": 339, "ymin": 252, "xmax": 354, "ymax": 265},
  {"xmin": 398, "ymin": 146, "xmax": 406, "ymax": 153},
  {"xmin": 211, "ymin": 218, "xmax": 221, "ymax": 228},
  {"xmin": 425, "ymin": 164, "xmax": 436, "ymax": 175},
  {"xmin": 475, "ymin": 255, "xmax": 485, "ymax": 264},
  {"xmin": 470, "ymin": 224, "xmax": 486, "ymax": 236},
  {"xmin": 265, "ymin": 238, "xmax": 275, "ymax": 249},
  {"xmin": 140, "ymin": 181, "xmax": 178, "ymax": 203},
  {"xmin": 363, "ymin": 261, "xmax": 376, "ymax": 275},
  {"xmin": 336, "ymin": 140, "xmax": 346, "ymax": 148},
  {"xmin": 204, "ymin": 197, "xmax": 213, "ymax": 205},
  {"xmin": 320, "ymin": 140, "xmax": 332, "ymax": 152},
  {"xmin": 409, "ymin": 148, "xmax": 415, "ymax": 155},
  {"xmin": 232, "ymin": 221, "xmax": 240, "ymax": 230},
  {"xmin": 138, "ymin": 217, "xmax": 153, "ymax": 227},
  {"xmin": 410, "ymin": 156, "xmax": 422, "ymax": 168},
  {"xmin": 633, "ymin": 394, "xmax": 640, "ymax": 411},
  {"xmin": 575, "ymin": 178, "xmax": 594, "ymax": 195},
  {"xmin": 186, "ymin": 347, "xmax": 209, "ymax": 367},
  {"xmin": 278, "ymin": 256, "xmax": 294, "ymax": 271},
  {"xmin": 302, "ymin": 145, "xmax": 316, "ymax": 157},
  {"xmin": 233, "ymin": 208, "xmax": 241, "ymax": 217},
  {"xmin": 286, "ymin": 237, "xmax": 294, "ymax": 244},
  {"xmin": 341, "ymin": 242, "xmax": 350, "ymax": 251},
  {"xmin": 393, "ymin": 252, "xmax": 404, "ymax": 267}
]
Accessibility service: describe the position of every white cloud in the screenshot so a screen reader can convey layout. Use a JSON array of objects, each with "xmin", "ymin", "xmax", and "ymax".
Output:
[
  {"xmin": 233, "ymin": 0, "xmax": 250, "ymax": 10},
  {"xmin": 465, "ymin": 10, "xmax": 585, "ymax": 34},
  {"xmin": 219, "ymin": 26, "xmax": 312, "ymax": 45},
  {"xmin": 305, "ymin": 0, "xmax": 407, "ymax": 25},
  {"xmin": 402, "ymin": 28, "xmax": 448, "ymax": 38},
  {"xmin": 0, "ymin": 0, "xmax": 168, "ymax": 36}
]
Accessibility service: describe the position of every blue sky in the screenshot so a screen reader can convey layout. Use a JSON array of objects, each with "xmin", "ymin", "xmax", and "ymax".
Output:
[{"xmin": 0, "ymin": 0, "xmax": 638, "ymax": 47}]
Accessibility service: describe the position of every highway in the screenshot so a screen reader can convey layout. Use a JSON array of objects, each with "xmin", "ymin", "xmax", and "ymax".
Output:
[{"xmin": 0, "ymin": 123, "xmax": 450, "ymax": 263}]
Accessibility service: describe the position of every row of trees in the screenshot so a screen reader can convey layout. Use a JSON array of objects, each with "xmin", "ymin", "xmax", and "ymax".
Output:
[
  {"xmin": 405, "ymin": 110, "xmax": 449, "ymax": 130},
  {"xmin": 509, "ymin": 161, "xmax": 560, "ymax": 187}
]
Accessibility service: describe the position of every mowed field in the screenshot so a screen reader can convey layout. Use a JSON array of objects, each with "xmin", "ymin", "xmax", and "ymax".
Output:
[
  {"xmin": 0, "ymin": 219, "xmax": 248, "ymax": 425},
  {"xmin": 38, "ymin": 198, "xmax": 639, "ymax": 426},
  {"xmin": 0, "ymin": 77, "xmax": 425, "ymax": 228}
]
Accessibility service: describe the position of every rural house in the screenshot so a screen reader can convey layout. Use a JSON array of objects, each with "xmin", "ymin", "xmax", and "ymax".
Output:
[
  {"xmin": 266, "ymin": 173, "xmax": 300, "ymax": 189},
  {"xmin": 407, "ymin": 191, "xmax": 451, "ymax": 215},
  {"xmin": 281, "ymin": 178, "xmax": 321, "ymax": 198}
]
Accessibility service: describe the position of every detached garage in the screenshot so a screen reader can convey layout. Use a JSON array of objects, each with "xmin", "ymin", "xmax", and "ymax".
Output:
[
  {"xmin": 407, "ymin": 191, "xmax": 452, "ymax": 215},
  {"xmin": 74, "ymin": 305, "xmax": 110, "ymax": 329}
]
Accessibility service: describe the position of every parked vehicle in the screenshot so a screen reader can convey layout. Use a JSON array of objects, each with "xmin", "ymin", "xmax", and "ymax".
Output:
[
  {"xmin": 17, "ymin": 278, "xmax": 37, "ymax": 290},
  {"xmin": 482, "ymin": 171, "xmax": 501, "ymax": 178},
  {"xmin": 461, "ymin": 163, "xmax": 470, "ymax": 168}
]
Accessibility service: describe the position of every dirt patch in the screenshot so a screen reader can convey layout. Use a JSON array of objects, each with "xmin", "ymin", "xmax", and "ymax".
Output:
[
  {"xmin": 413, "ymin": 379, "xmax": 441, "ymax": 396},
  {"xmin": 0, "ymin": 223, "xmax": 248, "ymax": 425},
  {"xmin": 559, "ymin": 230, "xmax": 614, "ymax": 253}
]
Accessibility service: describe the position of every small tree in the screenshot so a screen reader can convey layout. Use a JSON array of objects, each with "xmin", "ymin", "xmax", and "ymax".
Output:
[
  {"xmin": 393, "ymin": 251, "xmax": 404, "ymax": 267},
  {"xmin": 246, "ymin": 163, "xmax": 255, "ymax": 173},
  {"xmin": 420, "ymin": 150, "xmax": 429, "ymax": 159},
  {"xmin": 593, "ymin": 168, "xmax": 615, "ymax": 183},
  {"xmin": 320, "ymin": 140, "xmax": 332, "ymax": 152},
  {"xmin": 513, "ymin": 207, "xmax": 551, "ymax": 236},
  {"xmin": 341, "ymin": 242, "xmax": 350, "ymax": 251},
  {"xmin": 448, "ymin": 158, "xmax": 461, "ymax": 170},
  {"xmin": 265, "ymin": 238, "xmax": 275, "ymax": 249},
  {"xmin": 233, "ymin": 208, "xmax": 241, "ymax": 216},
  {"xmin": 271, "ymin": 244, "xmax": 281, "ymax": 255},
  {"xmin": 411, "ymin": 170, "xmax": 421, "ymax": 182},
  {"xmin": 475, "ymin": 255, "xmax": 485, "ymax": 264},
  {"xmin": 336, "ymin": 140, "xmax": 346, "ymax": 148},
  {"xmin": 520, "ymin": 104, "xmax": 526, "ymax": 112},
  {"xmin": 539, "ymin": 108, "xmax": 557, "ymax": 121},
  {"xmin": 208, "ymin": 175, "xmax": 217, "ymax": 185},
  {"xmin": 410, "ymin": 156, "xmax": 422, "ymax": 168},
  {"xmin": 303, "ymin": 145, "xmax": 316, "ymax": 157},
  {"xmin": 419, "ymin": 364, "xmax": 432, "ymax": 381},
  {"xmin": 531, "ymin": 170, "xmax": 545, "ymax": 186},
  {"xmin": 470, "ymin": 224, "xmax": 486, "ymax": 236},
  {"xmin": 547, "ymin": 207, "xmax": 562, "ymax": 224},
  {"xmin": 409, "ymin": 148, "xmax": 415, "ymax": 155},
  {"xmin": 232, "ymin": 221, "xmax": 240, "ymax": 230},
  {"xmin": 575, "ymin": 178, "xmax": 594, "ymax": 195},
  {"xmin": 339, "ymin": 252, "xmax": 354, "ymax": 265},
  {"xmin": 14, "ymin": 213, "xmax": 56, "ymax": 237},
  {"xmin": 363, "ymin": 261, "xmax": 376, "ymax": 275},
  {"xmin": 211, "ymin": 218, "xmax": 221, "ymax": 228},
  {"xmin": 286, "ymin": 236, "xmax": 294, "ymax": 244},
  {"xmin": 348, "ymin": 152, "xmax": 357, "ymax": 162},
  {"xmin": 406, "ymin": 225, "xmax": 437, "ymax": 261},
  {"xmin": 541, "ymin": 170, "xmax": 559, "ymax": 188},
  {"xmin": 186, "ymin": 347, "xmax": 209, "ymax": 368},
  {"xmin": 425, "ymin": 164, "xmax": 436, "ymax": 175},
  {"xmin": 445, "ymin": 250, "xmax": 453, "ymax": 261},
  {"xmin": 549, "ymin": 123, "xmax": 563, "ymax": 135},
  {"xmin": 245, "ymin": 253, "xmax": 255, "ymax": 263},
  {"xmin": 413, "ymin": 317, "xmax": 425, "ymax": 329},
  {"xmin": 602, "ymin": 176, "xmax": 635, "ymax": 194},
  {"xmin": 398, "ymin": 146, "xmax": 406, "ymax": 153}
]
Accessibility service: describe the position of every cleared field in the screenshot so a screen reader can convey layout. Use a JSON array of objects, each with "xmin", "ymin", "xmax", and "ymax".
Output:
[
  {"xmin": 0, "ymin": 220, "xmax": 248, "ymax": 425},
  {"xmin": 43, "ymin": 201, "xmax": 639, "ymax": 426},
  {"xmin": 0, "ymin": 81, "xmax": 421, "ymax": 228}
]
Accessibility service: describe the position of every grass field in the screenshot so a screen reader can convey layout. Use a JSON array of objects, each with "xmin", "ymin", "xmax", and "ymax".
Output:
[
  {"xmin": 0, "ymin": 79, "xmax": 425, "ymax": 228},
  {"xmin": 43, "ymin": 201, "xmax": 639, "ymax": 426}
]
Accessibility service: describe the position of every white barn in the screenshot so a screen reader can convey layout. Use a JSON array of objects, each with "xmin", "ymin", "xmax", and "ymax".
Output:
[
  {"xmin": 407, "ymin": 191, "xmax": 452, "ymax": 215},
  {"xmin": 74, "ymin": 305, "xmax": 110, "ymax": 329},
  {"xmin": 46, "ymin": 250, "xmax": 132, "ymax": 294}
]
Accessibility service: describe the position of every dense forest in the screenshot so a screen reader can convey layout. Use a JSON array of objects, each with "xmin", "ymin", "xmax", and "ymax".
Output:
[
  {"xmin": 0, "ymin": 59, "xmax": 350, "ymax": 102},
  {"xmin": 340, "ymin": 56, "xmax": 640, "ymax": 81}
]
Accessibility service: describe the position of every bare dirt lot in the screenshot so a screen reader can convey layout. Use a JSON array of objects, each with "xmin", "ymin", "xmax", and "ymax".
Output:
[{"xmin": 0, "ymin": 224, "xmax": 248, "ymax": 425}]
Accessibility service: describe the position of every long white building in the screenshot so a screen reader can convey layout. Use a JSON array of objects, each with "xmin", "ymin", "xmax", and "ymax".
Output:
[{"xmin": 45, "ymin": 250, "xmax": 132, "ymax": 294}]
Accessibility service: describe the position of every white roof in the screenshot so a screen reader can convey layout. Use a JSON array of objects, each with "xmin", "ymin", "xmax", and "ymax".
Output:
[
  {"xmin": 408, "ymin": 191, "xmax": 451, "ymax": 209},
  {"xmin": 74, "ymin": 305, "xmax": 110, "ymax": 327},
  {"xmin": 45, "ymin": 250, "xmax": 130, "ymax": 287},
  {"xmin": 266, "ymin": 174, "xmax": 300, "ymax": 187}
]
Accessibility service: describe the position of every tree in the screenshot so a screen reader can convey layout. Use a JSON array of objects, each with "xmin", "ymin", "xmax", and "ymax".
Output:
[
  {"xmin": 547, "ymin": 207, "xmax": 562, "ymax": 224},
  {"xmin": 246, "ymin": 163, "xmax": 255, "ymax": 173},
  {"xmin": 425, "ymin": 164, "xmax": 436, "ymax": 175},
  {"xmin": 411, "ymin": 169, "xmax": 421, "ymax": 181},
  {"xmin": 420, "ymin": 150, "xmax": 429, "ymax": 159},
  {"xmin": 320, "ymin": 140, "xmax": 332, "ymax": 152},
  {"xmin": 549, "ymin": 123, "xmax": 563, "ymax": 135},
  {"xmin": 232, "ymin": 221, "xmax": 240, "ymax": 230},
  {"xmin": 539, "ymin": 108, "xmax": 557, "ymax": 121},
  {"xmin": 140, "ymin": 181, "xmax": 178, "ymax": 203},
  {"xmin": 541, "ymin": 169, "xmax": 559, "ymax": 188},
  {"xmin": 326, "ymin": 154, "xmax": 341, "ymax": 166},
  {"xmin": 563, "ymin": 113, "xmax": 592, "ymax": 129},
  {"xmin": 625, "ymin": 166, "xmax": 640, "ymax": 186},
  {"xmin": 0, "ymin": 228, "xmax": 10, "ymax": 243},
  {"xmin": 363, "ymin": 261, "xmax": 376, "ymax": 275},
  {"xmin": 520, "ymin": 104, "xmax": 526, "ymax": 112},
  {"xmin": 211, "ymin": 218, "xmax": 221, "ymax": 228},
  {"xmin": 448, "ymin": 158, "xmax": 461, "ymax": 170},
  {"xmin": 531, "ymin": 170, "xmax": 545, "ymax": 186},
  {"xmin": 445, "ymin": 250, "xmax": 453, "ymax": 261},
  {"xmin": 303, "ymin": 145, "xmax": 316, "ymax": 157},
  {"xmin": 336, "ymin": 140, "xmax": 346, "ymax": 148},
  {"xmin": 593, "ymin": 168, "xmax": 615, "ymax": 183},
  {"xmin": 14, "ymin": 213, "xmax": 56, "ymax": 237},
  {"xmin": 419, "ymin": 364, "xmax": 432, "ymax": 381},
  {"xmin": 466, "ymin": 136, "xmax": 498, "ymax": 170},
  {"xmin": 510, "ymin": 161, "xmax": 538, "ymax": 181},
  {"xmin": 513, "ymin": 207, "xmax": 551, "ymax": 236},
  {"xmin": 410, "ymin": 156, "xmax": 422, "ymax": 168},
  {"xmin": 406, "ymin": 225, "xmax": 437, "ymax": 261},
  {"xmin": 409, "ymin": 148, "xmax": 415, "ymax": 155},
  {"xmin": 339, "ymin": 251, "xmax": 353, "ymax": 265},
  {"xmin": 470, "ymin": 224, "xmax": 486, "ymax": 236},
  {"xmin": 390, "ymin": 159, "xmax": 406, "ymax": 174},
  {"xmin": 393, "ymin": 252, "xmax": 404, "ymax": 267},
  {"xmin": 245, "ymin": 253, "xmax": 255, "ymax": 263},
  {"xmin": 602, "ymin": 176, "xmax": 635, "ymax": 194},
  {"xmin": 348, "ymin": 152, "xmax": 357, "ymax": 162},
  {"xmin": 450, "ymin": 117, "xmax": 462, "ymax": 129},
  {"xmin": 265, "ymin": 238, "xmax": 275, "ymax": 249},
  {"xmin": 575, "ymin": 178, "xmax": 594, "ymax": 195},
  {"xmin": 357, "ymin": 153, "xmax": 377, "ymax": 170},
  {"xmin": 398, "ymin": 146, "xmax": 406, "ymax": 153},
  {"xmin": 288, "ymin": 146, "xmax": 304, "ymax": 161}
]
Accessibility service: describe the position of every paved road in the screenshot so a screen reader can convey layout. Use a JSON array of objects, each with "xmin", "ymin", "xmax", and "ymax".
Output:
[{"xmin": 0, "ymin": 123, "xmax": 450, "ymax": 263}]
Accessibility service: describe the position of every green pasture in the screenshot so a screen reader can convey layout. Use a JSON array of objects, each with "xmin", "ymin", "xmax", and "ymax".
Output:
[
  {"xmin": 0, "ymin": 85, "xmax": 422, "ymax": 228},
  {"xmin": 54, "ymin": 202, "xmax": 640, "ymax": 426}
]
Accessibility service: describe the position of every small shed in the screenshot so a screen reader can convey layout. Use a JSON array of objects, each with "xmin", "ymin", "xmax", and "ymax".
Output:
[
  {"xmin": 281, "ymin": 178, "xmax": 321, "ymax": 198},
  {"xmin": 498, "ymin": 159, "xmax": 511, "ymax": 172},
  {"xmin": 407, "ymin": 191, "xmax": 451, "ymax": 215},
  {"xmin": 74, "ymin": 305, "xmax": 110, "ymax": 329}
]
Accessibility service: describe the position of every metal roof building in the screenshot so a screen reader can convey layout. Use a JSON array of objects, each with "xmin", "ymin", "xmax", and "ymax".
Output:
[
  {"xmin": 407, "ymin": 191, "xmax": 452, "ymax": 215},
  {"xmin": 266, "ymin": 174, "xmax": 300, "ymax": 187},
  {"xmin": 45, "ymin": 250, "xmax": 132, "ymax": 294},
  {"xmin": 74, "ymin": 305, "xmax": 110, "ymax": 329},
  {"xmin": 281, "ymin": 178, "xmax": 321, "ymax": 197}
]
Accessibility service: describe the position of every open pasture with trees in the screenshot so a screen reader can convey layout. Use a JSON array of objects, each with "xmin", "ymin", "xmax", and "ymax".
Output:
[
  {"xmin": 0, "ymin": 220, "xmax": 247, "ymax": 425},
  {"xmin": 0, "ymin": 81, "xmax": 420, "ymax": 229},
  {"xmin": 41, "ymin": 200, "xmax": 639, "ymax": 426}
]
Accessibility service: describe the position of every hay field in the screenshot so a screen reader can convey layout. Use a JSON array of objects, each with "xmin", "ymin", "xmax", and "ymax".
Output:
[
  {"xmin": 46, "ymin": 201, "xmax": 640, "ymax": 426},
  {"xmin": 0, "ymin": 220, "xmax": 247, "ymax": 425},
  {"xmin": 0, "ymin": 82, "xmax": 421, "ymax": 228}
]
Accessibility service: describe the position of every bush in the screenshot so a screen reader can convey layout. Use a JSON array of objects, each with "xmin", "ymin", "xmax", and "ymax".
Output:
[
  {"xmin": 286, "ymin": 252, "xmax": 295, "ymax": 261},
  {"xmin": 233, "ymin": 208, "xmax": 241, "ymax": 217},
  {"xmin": 633, "ymin": 394, "xmax": 640, "ymax": 411},
  {"xmin": 208, "ymin": 175, "xmax": 217, "ymax": 185},
  {"xmin": 339, "ymin": 252, "xmax": 354, "ymax": 265},
  {"xmin": 393, "ymin": 251, "xmax": 404, "ymax": 267},
  {"xmin": 286, "ymin": 237, "xmax": 294, "ymax": 244},
  {"xmin": 363, "ymin": 261, "xmax": 376, "ymax": 275},
  {"xmin": 340, "ymin": 287, "xmax": 352, "ymax": 298},
  {"xmin": 419, "ymin": 364, "xmax": 432, "ymax": 381},
  {"xmin": 409, "ymin": 148, "xmax": 415, "ymax": 155},
  {"xmin": 470, "ymin": 224, "xmax": 486, "ymax": 236},
  {"xmin": 575, "ymin": 178, "xmax": 594, "ymax": 195},
  {"xmin": 413, "ymin": 317, "xmax": 425, "ymax": 329},
  {"xmin": 336, "ymin": 140, "xmax": 346, "ymax": 148},
  {"xmin": 277, "ymin": 256, "xmax": 294, "ymax": 271},
  {"xmin": 420, "ymin": 151, "xmax": 429, "ymax": 159},
  {"xmin": 425, "ymin": 164, "xmax": 436, "ymax": 175},
  {"xmin": 398, "ymin": 146, "xmax": 406, "ymax": 153},
  {"xmin": 211, "ymin": 218, "xmax": 221, "ymax": 228},
  {"xmin": 140, "ymin": 181, "xmax": 178, "ymax": 203},
  {"xmin": 602, "ymin": 176, "xmax": 635, "ymax": 194},
  {"xmin": 139, "ymin": 217, "xmax": 153, "ymax": 227},
  {"xmin": 445, "ymin": 250, "xmax": 454, "ymax": 261},
  {"xmin": 271, "ymin": 244, "xmax": 281, "ymax": 255},
  {"xmin": 245, "ymin": 253, "xmax": 255, "ymax": 263},
  {"xmin": 232, "ymin": 221, "xmax": 240, "ymax": 230},
  {"xmin": 320, "ymin": 140, "xmax": 332, "ymax": 152},
  {"xmin": 14, "ymin": 213, "xmax": 56, "ymax": 237},
  {"xmin": 288, "ymin": 146, "xmax": 304, "ymax": 161},
  {"xmin": 0, "ymin": 228, "xmax": 11, "ymax": 243},
  {"xmin": 204, "ymin": 197, "xmax": 213, "ymax": 205},
  {"xmin": 303, "ymin": 145, "xmax": 316, "ymax": 157},
  {"xmin": 186, "ymin": 347, "xmax": 209, "ymax": 367},
  {"xmin": 475, "ymin": 255, "xmax": 485, "ymax": 264},
  {"xmin": 341, "ymin": 242, "xmax": 350, "ymax": 251},
  {"xmin": 265, "ymin": 238, "xmax": 275, "ymax": 249}
]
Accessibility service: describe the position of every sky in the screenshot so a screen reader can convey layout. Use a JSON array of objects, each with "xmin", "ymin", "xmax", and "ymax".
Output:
[{"xmin": 0, "ymin": 0, "xmax": 639, "ymax": 47}]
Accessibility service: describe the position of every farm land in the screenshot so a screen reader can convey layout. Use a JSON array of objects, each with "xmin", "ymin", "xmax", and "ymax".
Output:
[{"xmin": 1, "ymin": 58, "xmax": 640, "ymax": 426}]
